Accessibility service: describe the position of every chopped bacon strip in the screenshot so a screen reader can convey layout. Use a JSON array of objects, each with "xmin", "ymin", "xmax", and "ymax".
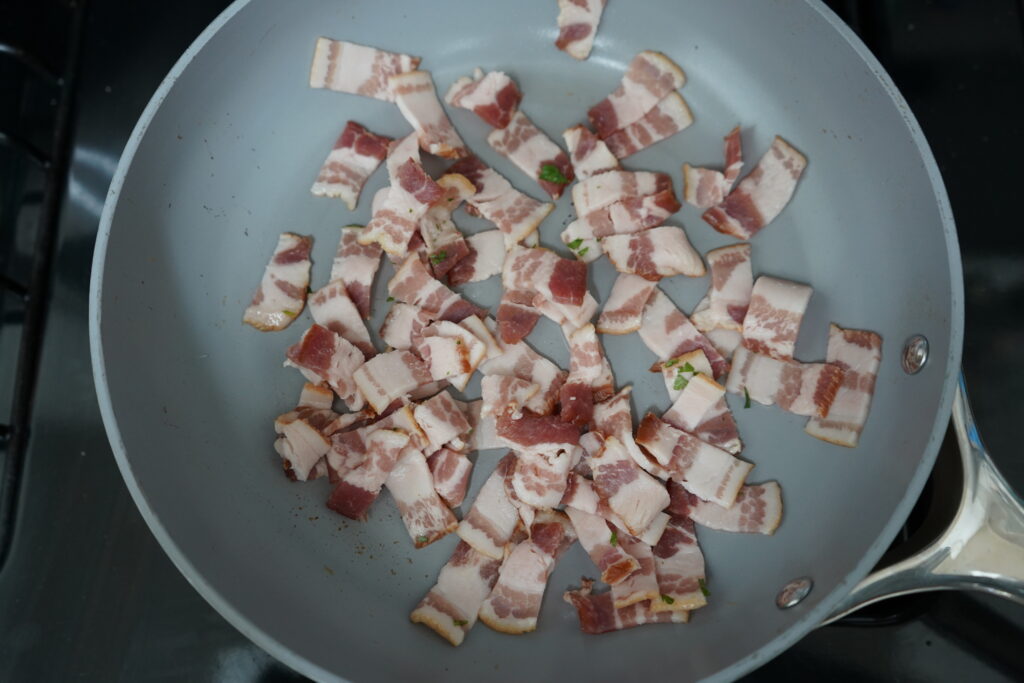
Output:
[
  {"xmin": 504, "ymin": 244, "xmax": 590, "ymax": 313},
  {"xmin": 352, "ymin": 349, "xmax": 432, "ymax": 414},
  {"xmin": 458, "ymin": 315, "xmax": 504, "ymax": 360},
  {"xmin": 308, "ymin": 38, "xmax": 420, "ymax": 101},
  {"xmin": 560, "ymin": 220, "xmax": 603, "ymax": 264},
  {"xmin": 510, "ymin": 449, "xmax": 576, "ymax": 508},
  {"xmin": 604, "ymin": 91, "xmax": 694, "ymax": 158},
  {"xmin": 462, "ymin": 400, "xmax": 502, "ymax": 452},
  {"xmin": 589, "ymin": 436, "xmax": 670, "ymax": 535},
  {"xmin": 683, "ymin": 126, "xmax": 743, "ymax": 210},
  {"xmin": 742, "ymin": 275, "xmax": 813, "ymax": 360},
  {"xmin": 419, "ymin": 174, "xmax": 474, "ymax": 279},
  {"xmin": 588, "ymin": 51, "xmax": 686, "ymax": 139},
  {"xmin": 657, "ymin": 350, "xmax": 743, "ymax": 454},
  {"xmin": 603, "ymin": 225, "xmax": 705, "ymax": 281},
  {"xmin": 562, "ymin": 125, "xmax": 619, "ymax": 180},
  {"xmin": 555, "ymin": 0, "xmax": 607, "ymax": 60},
  {"xmin": 327, "ymin": 428, "xmax": 410, "ymax": 520},
  {"xmin": 702, "ymin": 326, "xmax": 743, "ymax": 361},
  {"xmin": 572, "ymin": 170, "xmax": 674, "ymax": 216},
  {"xmin": 411, "ymin": 540, "xmax": 502, "ymax": 646},
  {"xmin": 457, "ymin": 454, "xmax": 520, "ymax": 559},
  {"xmin": 668, "ymin": 479, "xmax": 783, "ymax": 535},
  {"xmin": 691, "ymin": 243, "xmax": 753, "ymax": 334},
  {"xmin": 639, "ymin": 289, "xmax": 730, "ymax": 379},
  {"xmin": 379, "ymin": 303, "xmax": 433, "ymax": 351},
  {"xmin": 427, "ymin": 447, "xmax": 474, "ymax": 508},
  {"xmin": 533, "ymin": 291, "xmax": 599, "ymax": 335},
  {"xmin": 727, "ymin": 345, "xmax": 845, "ymax": 419},
  {"xmin": 274, "ymin": 406, "xmax": 342, "ymax": 481},
  {"xmin": 298, "ymin": 382, "xmax": 334, "ymax": 409},
  {"xmin": 331, "ymin": 226, "xmax": 381, "ymax": 319},
  {"xmin": 285, "ymin": 324, "xmax": 365, "ymax": 410},
  {"xmin": 651, "ymin": 516, "xmax": 706, "ymax": 612},
  {"xmin": 702, "ymin": 135, "xmax": 807, "ymax": 240},
  {"xmin": 243, "ymin": 233, "xmax": 312, "ymax": 331},
  {"xmin": 308, "ymin": 281, "xmax": 375, "ymax": 358},
  {"xmin": 413, "ymin": 390, "xmax": 472, "ymax": 453},
  {"xmin": 326, "ymin": 406, "xmax": 423, "ymax": 487},
  {"xmin": 479, "ymin": 341, "xmax": 567, "ymax": 415},
  {"xmin": 565, "ymin": 507, "xmax": 640, "ymax": 585},
  {"xmin": 479, "ymin": 510, "xmax": 577, "ymax": 634},
  {"xmin": 447, "ymin": 230, "xmax": 505, "ymax": 285},
  {"xmin": 496, "ymin": 412, "xmax": 580, "ymax": 453},
  {"xmin": 388, "ymin": 254, "xmax": 485, "ymax": 323},
  {"xmin": 481, "ymin": 375, "xmax": 540, "ymax": 418},
  {"xmin": 597, "ymin": 274, "xmax": 657, "ymax": 334},
  {"xmin": 496, "ymin": 291, "xmax": 541, "ymax": 345},
  {"xmin": 612, "ymin": 535, "xmax": 661, "ymax": 607},
  {"xmin": 564, "ymin": 579, "xmax": 688, "ymax": 634},
  {"xmin": 591, "ymin": 387, "xmax": 663, "ymax": 478},
  {"xmin": 663, "ymin": 373, "xmax": 726, "ymax": 433},
  {"xmin": 804, "ymin": 324, "xmax": 882, "ymax": 446},
  {"xmin": 636, "ymin": 413, "xmax": 751, "ymax": 507},
  {"xmin": 487, "ymin": 110, "xmax": 575, "ymax": 200},
  {"xmin": 419, "ymin": 321, "xmax": 487, "ymax": 391},
  {"xmin": 389, "ymin": 71, "xmax": 468, "ymax": 159},
  {"xmin": 561, "ymin": 471, "xmax": 669, "ymax": 547},
  {"xmin": 386, "ymin": 448, "xmax": 459, "ymax": 547},
  {"xmin": 445, "ymin": 69, "xmax": 523, "ymax": 129},
  {"xmin": 310, "ymin": 122, "xmax": 391, "ymax": 210},
  {"xmin": 561, "ymin": 323, "xmax": 614, "ymax": 426},
  {"xmin": 448, "ymin": 156, "xmax": 554, "ymax": 247}
]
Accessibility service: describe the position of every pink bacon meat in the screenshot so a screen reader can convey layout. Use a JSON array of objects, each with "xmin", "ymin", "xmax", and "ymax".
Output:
[
  {"xmin": 480, "ymin": 340, "xmax": 567, "ymax": 415},
  {"xmin": 555, "ymin": 0, "xmax": 607, "ymax": 60},
  {"xmin": 307, "ymin": 281, "xmax": 375, "ymax": 358},
  {"xmin": 726, "ymin": 345, "xmax": 845, "ymax": 418},
  {"xmin": 448, "ymin": 156, "xmax": 553, "ymax": 248},
  {"xmin": 285, "ymin": 324, "xmax": 365, "ymax": 411},
  {"xmin": 590, "ymin": 436, "xmax": 670, "ymax": 535},
  {"xmin": 702, "ymin": 135, "xmax": 807, "ymax": 240},
  {"xmin": 603, "ymin": 225, "xmax": 705, "ymax": 281},
  {"xmin": 805, "ymin": 325, "xmax": 883, "ymax": 447},
  {"xmin": 427, "ymin": 447, "xmax": 473, "ymax": 508},
  {"xmin": 638, "ymin": 289, "xmax": 730, "ymax": 379},
  {"xmin": 604, "ymin": 91, "xmax": 694, "ymax": 158},
  {"xmin": 564, "ymin": 578, "xmax": 688, "ymax": 634},
  {"xmin": 327, "ymin": 428, "xmax": 410, "ymax": 520},
  {"xmin": 331, "ymin": 226, "xmax": 381, "ymax": 319},
  {"xmin": 413, "ymin": 390, "xmax": 472, "ymax": 453},
  {"xmin": 496, "ymin": 412, "xmax": 580, "ymax": 453},
  {"xmin": 563, "ymin": 124, "xmax": 620, "ymax": 181},
  {"xmin": 419, "ymin": 321, "xmax": 487, "ymax": 391},
  {"xmin": 597, "ymin": 274, "xmax": 657, "ymax": 335},
  {"xmin": 457, "ymin": 454, "xmax": 521, "ymax": 559},
  {"xmin": 560, "ymin": 323, "xmax": 614, "ymax": 426},
  {"xmin": 651, "ymin": 516, "xmax": 706, "ymax": 612},
  {"xmin": 657, "ymin": 350, "xmax": 743, "ymax": 455},
  {"xmin": 481, "ymin": 375, "xmax": 540, "ymax": 418},
  {"xmin": 386, "ymin": 448, "xmax": 459, "ymax": 547},
  {"xmin": 510, "ymin": 449, "xmax": 577, "ymax": 508},
  {"xmin": 588, "ymin": 51, "xmax": 686, "ymax": 139},
  {"xmin": 310, "ymin": 121, "xmax": 391, "ymax": 210},
  {"xmin": 565, "ymin": 507, "xmax": 640, "ymax": 585},
  {"xmin": 352, "ymin": 349, "xmax": 433, "ymax": 414},
  {"xmin": 691, "ymin": 243, "xmax": 753, "ymax": 335},
  {"xmin": 741, "ymin": 275, "xmax": 813, "ymax": 360},
  {"xmin": 308, "ymin": 38, "xmax": 420, "ymax": 101},
  {"xmin": 445, "ymin": 69, "xmax": 523, "ymax": 129},
  {"xmin": 613, "ymin": 534, "xmax": 661, "ymax": 607},
  {"xmin": 668, "ymin": 479, "xmax": 783, "ymax": 535},
  {"xmin": 663, "ymin": 373, "xmax": 726, "ymax": 434},
  {"xmin": 447, "ymin": 230, "xmax": 505, "ymax": 286},
  {"xmin": 561, "ymin": 470, "xmax": 669, "ymax": 547},
  {"xmin": 419, "ymin": 174, "xmax": 474, "ymax": 279},
  {"xmin": 487, "ymin": 110, "xmax": 575, "ymax": 200},
  {"xmin": 379, "ymin": 302, "xmax": 432, "ymax": 351},
  {"xmin": 411, "ymin": 540, "xmax": 502, "ymax": 646},
  {"xmin": 243, "ymin": 232, "xmax": 312, "ymax": 331},
  {"xmin": 388, "ymin": 254, "xmax": 485, "ymax": 323},
  {"xmin": 683, "ymin": 125, "xmax": 743, "ymax": 210},
  {"xmin": 390, "ymin": 70, "xmax": 468, "ymax": 159}
]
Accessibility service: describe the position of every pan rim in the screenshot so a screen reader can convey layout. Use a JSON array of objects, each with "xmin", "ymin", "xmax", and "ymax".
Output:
[{"xmin": 88, "ymin": 1, "xmax": 965, "ymax": 681}]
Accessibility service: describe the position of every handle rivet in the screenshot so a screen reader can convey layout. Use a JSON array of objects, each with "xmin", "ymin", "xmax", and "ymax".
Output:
[
  {"xmin": 776, "ymin": 577, "xmax": 813, "ymax": 609},
  {"xmin": 902, "ymin": 335, "xmax": 929, "ymax": 375}
]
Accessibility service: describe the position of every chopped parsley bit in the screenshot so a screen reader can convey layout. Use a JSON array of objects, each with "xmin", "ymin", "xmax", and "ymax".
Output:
[
  {"xmin": 408, "ymin": 208, "xmax": 414, "ymax": 213},
  {"xmin": 447, "ymin": 197, "xmax": 455, "ymax": 202},
  {"xmin": 609, "ymin": 529, "xmax": 618, "ymax": 547},
  {"xmin": 430, "ymin": 251, "xmax": 448, "ymax": 264},
  {"xmin": 307, "ymin": 286, "xmax": 313, "ymax": 293},
  {"xmin": 567, "ymin": 238, "xmax": 584, "ymax": 250},
  {"xmin": 455, "ymin": 339, "xmax": 462, "ymax": 345},
  {"xmin": 681, "ymin": 362, "xmax": 695, "ymax": 373},
  {"xmin": 743, "ymin": 387, "xmax": 751, "ymax": 409},
  {"xmin": 386, "ymin": 296, "xmax": 395, "ymax": 302},
  {"xmin": 577, "ymin": 247, "xmax": 589, "ymax": 257},
  {"xmin": 673, "ymin": 373, "xmax": 689, "ymax": 391},
  {"xmin": 664, "ymin": 359, "xmax": 678, "ymax": 367},
  {"xmin": 416, "ymin": 535, "xmax": 429, "ymax": 544},
  {"xmin": 452, "ymin": 618, "xmax": 468, "ymax": 627},
  {"xmin": 282, "ymin": 309, "xmax": 297, "ymax": 317},
  {"xmin": 698, "ymin": 578, "xmax": 710, "ymax": 597},
  {"xmin": 539, "ymin": 163, "xmax": 569, "ymax": 184},
  {"xmin": 344, "ymin": 224, "xmax": 364, "ymax": 229},
  {"xmin": 660, "ymin": 594, "xmax": 675, "ymax": 605}
]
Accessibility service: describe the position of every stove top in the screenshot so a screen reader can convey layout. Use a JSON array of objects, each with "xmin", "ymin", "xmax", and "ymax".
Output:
[{"xmin": 1, "ymin": 1, "xmax": 1022, "ymax": 680}]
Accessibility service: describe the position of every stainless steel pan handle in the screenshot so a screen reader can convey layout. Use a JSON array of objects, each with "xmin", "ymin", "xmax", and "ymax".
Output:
[{"xmin": 825, "ymin": 374, "xmax": 1024, "ymax": 624}]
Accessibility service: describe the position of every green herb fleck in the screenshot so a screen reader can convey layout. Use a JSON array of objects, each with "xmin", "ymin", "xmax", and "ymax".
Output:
[
  {"xmin": 567, "ymin": 238, "xmax": 584, "ymax": 250},
  {"xmin": 430, "ymin": 251, "xmax": 448, "ymax": 264},
  {"xmin": 681, "ymin": 362, "xmax": 695, "ymax": 373},
  {"xmin": 452, "ymin": 618, "xmax": 468, "ymax": 627},
  {"xmin": 386, "ymin": 296, "xmax": 395, "ymax": 302},
  {"xmin": 539, "ymin": 163, "xmax": 569, "ymax": 184},
  {"xmin": 743, "ymin": 387, "xmax": 751, "ymax": 409},
  {"xmin": 416, "ymin": 535, "xmax": 429, "ymax": 544},
  {"xmin": 664, "ymin": 359, "xmax": 678, "ymax": 368},
  {"xmin": 673, "ymin": 372, "xmax": 689, "ymax": 391},
  {"xmin": 408, "ymin": 208, "xmax": 414, "ymax": 214},
  {"xmin": 447, "ymin": 197, "xmax": 455, "ymax": 202},
  {"xmin": 577, "ymin": 247, "xmax": 589, "ymax": 257},
  {"xmin": 455, "ymin": 339, "xmax": 462, "ymax": 345},
  {"xmin": 609, "ymin": 529, "xmax": 618, "ymax": 547},
  {"xmin": 698, "ymin": 578, "xmax": 710, "ymax": 597},
  {"xmin": 660, "ymin": 594, "xmax": 675, "ymax": 605},
  {"xmin": 307, "ymin": 286, "xmax": 313, "ymax": 294},
  {"xmin": 282, "ymin": 309, "xmax": 297, "ymax": 317}
]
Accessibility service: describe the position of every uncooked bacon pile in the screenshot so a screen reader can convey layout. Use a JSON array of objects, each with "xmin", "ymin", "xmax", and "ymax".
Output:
[{"xmin": 243, "ymin": 21, "xmax": 883, "ymax": 646}]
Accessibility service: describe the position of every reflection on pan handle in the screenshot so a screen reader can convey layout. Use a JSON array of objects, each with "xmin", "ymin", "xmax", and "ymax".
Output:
[{"xmin": 824, "ymin": 374, "xmax": 1024, "ymax": 624}]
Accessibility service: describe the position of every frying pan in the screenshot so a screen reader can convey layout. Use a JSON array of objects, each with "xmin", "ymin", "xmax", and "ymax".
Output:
[{"xmin": 87, "ymin": 0, "xmax": 1023, "ymax": 680}]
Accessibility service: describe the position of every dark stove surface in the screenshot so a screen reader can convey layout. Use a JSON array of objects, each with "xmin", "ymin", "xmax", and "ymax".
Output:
[{"xmin": 1, "ymin": 1, "xmax": 1022, "ymax": 681}]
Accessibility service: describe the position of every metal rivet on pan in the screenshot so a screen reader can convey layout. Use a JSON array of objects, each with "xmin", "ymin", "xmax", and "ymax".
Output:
[
  {"xmin": 901, "ymin": 335, "xmax": 929, "ymax": 375},
  {"xmin": 776, "ymin": 577, "xmax": 813, "ymax": 609}
]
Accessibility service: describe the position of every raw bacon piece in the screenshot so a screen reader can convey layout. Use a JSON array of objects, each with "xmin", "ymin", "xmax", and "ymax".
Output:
[
  {"xmin": 458, "ymin": 315, "xmax": 504, "ymax": 360},
  {"xmin": 682, "ymin": 125, "xmax": 743, "ymax": 210},
  {"xmin": 479, "ymin": 341, "xmax": 567, "ymax": 415},
  {"xmin": 478, "ymin": 510, "xmax": 577, "ymax": 634},
  {"xmin": 274, "ymin": 407, "xmax": 341, "ymax": 481},
  {"xmin": 419, "ymin": 321, "xmax": 487, "ymax": 391},
  {"xmin": 389, "ymin": 71, "xmax": 468, "ymax": 159},
  {"xmin": 505, "ymin": 245, "xmax": 589, "ymax": 306},
  {"xmin": 496, "ymin": 292, "xmax": 541, "ymax": 345},
  {"xmin": 604, "ymin": 91, "xmax": 694, "ymax": 158},
  {"xmin": 481, "ymin": 375, "xmax": 540, "ymax": 418},
  {"xmin": 635, "ymin": 413, "xmax": 751, "ymax": 507},
  {"xmin": 565, "ymin": 507, "xmax": 639, "ymax": 585},
  {"xmin": 310, "ymin": 121, "xmax": 391, "ymax": 210},
  {"xmin": 386, "ymin": 449, "xmax": 459, "ymax": 547},
  {"xmin": 638, "ymin": 290, "xmax": 729, "ymax": 379},
  {"xmin": 691, "ymin": 394, "xmax": 743, "ymax": 455},
  {"xmin": 572, "ymin": 170, "xmax": 674, "ymax": 216},
  {"xmin": 657, "ymin": 350, "xmax": 742, "ymax": 454},
  {"xmin": 564, "ymin": 579, "xmax": 688, "ymax": 634},
  {"xmin": 691, "ymin": 243, "xmax": 753, "ymax": 334},
  {"xmin": 560, "ymin": 220, "xmax": 603, "ymax": 264},
  {"xmin": 326, "ymin": 406, "xmax": 423, "ymax": 485},
  {"xmin": 327, "ymin": 429, "xmax": 410, "ymax": 520},
  {"xmin": 414, "ymin": 390, "xmax": 472, "ymax": 453},
  {"xmin": 668, "ymin": 479, "xmax": 783, "ymax": 535},
  {"xmin": 651, "ymin": 516, "xmax": 706, "ymax": 612},
  {"xmin": 445, "ymin": 69, "xmax": 523, "ymax": 129},
  {"xmin": 510, "ymin": 450, "xmax": 575, "ymax": 508},
  {"xmin": 298, "ymin": 382, "xmax": 334, "ymax": 409},
  {"xmin": 457, "ymin": 454, "xmax": 520, "ymax": 559},
  {"xmin": 379, "ymin": 303, "xmax": 433, "ymax": 351},
  {"xmin": 591, "ymin": 387, "xmax": 662, "ymax": 479},
  {"xmin": 597, "ymin": 274, "xmax": 657, "ymax": 334},
  {"xmin": 352, "ymin": 349, "xmax": 433, "ymax": 414},
  {"xmin": 590, "ymin": 436, "xmax": 670, "ymax": 536},
  {"xmin": 388, "ymin": 254, "xmax": 485, "ymax": 323},
  {"xmin": 726, "ymin": 346, "xmax": 845, "ymax": 418},
  {"xmin": 448, "ymin": 156, "xmax": 554, "ymax": 247},
  {"xmin": 463, "ymin": 400, "xmax": 502, "ymax": 452},
  {"xmin": 487, "ymin": 110, "xmax": 575, "ymax": 200},
  {"xmin": 308, "ymin": 281, "xmax": 375, "ymax": 358},
  {"xmin": 613, "ymin": 535, "xmax": 660, "ymax": 607},
  {"xmin": 496, "ymin": 412, "xmax": 580, "ymax": 453},
  {"xmin": 562, "ymin": 125, "xmax": 619, "ymax": 180},
  {"xmin": 805, "ymin": 325, "xmax": 883, "ymax": 447},
  {"xmin": 427, "ymin": 447, "xmax": 474, "ymax": 508},
  {"xmin": 533, "ymin": 291, "xmax": 599, "ymax": 334},
  {"xmin": 555, "ymin": 0, "xmax": 607, "ymax": 60},
  {"xmin": 662, "ymin": 373, "xmax": 726, "ymax": 433},
  {"xmin": 308, "ymin": 38, "xmax": 420, "ymax": 101},
  {"xmin": 742, "ymin": 275, "xmax": 813, "ymax": 360},
  {"xmin": 285, "ymin": 324, "xmax": 365, "ymax": 410},
  {"xmin": 243, "ymin": 233, "xmax": 312, "ymax": 331},
  {"xmin": 603, "ymin": 226, "xmax": 705, "ymax": 281},
  {"xmin": 331, "ymin": 226, "xmax": 381, "ymax": 319},
  {"xmin": 561, "ymin": 323, "xmax": 614, "ymax": 426},
  {"xmin": 411, "ymin": 541, "xmax": 502, "ymax": 646},
  {"xmin": 580, "ymin": 190, "xmax": 682, "ymax": 239},
  {"xmin": 419, "ymin": 174, "xmax": 474, "ymax": 279},
  {"xmin": 588, "ymin": 51, "xmax": 686, "ymax": 139},
  {"xmin": 561, "ymin": 471, "xmax": 669, "ymax": 547},
  {"xmin": 447, "ymin": 230, "xmax": 505, "ymax": 285},
  {"xmin": 702, "ymin": 135, "xmax": 807, "ymax": 240}
]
